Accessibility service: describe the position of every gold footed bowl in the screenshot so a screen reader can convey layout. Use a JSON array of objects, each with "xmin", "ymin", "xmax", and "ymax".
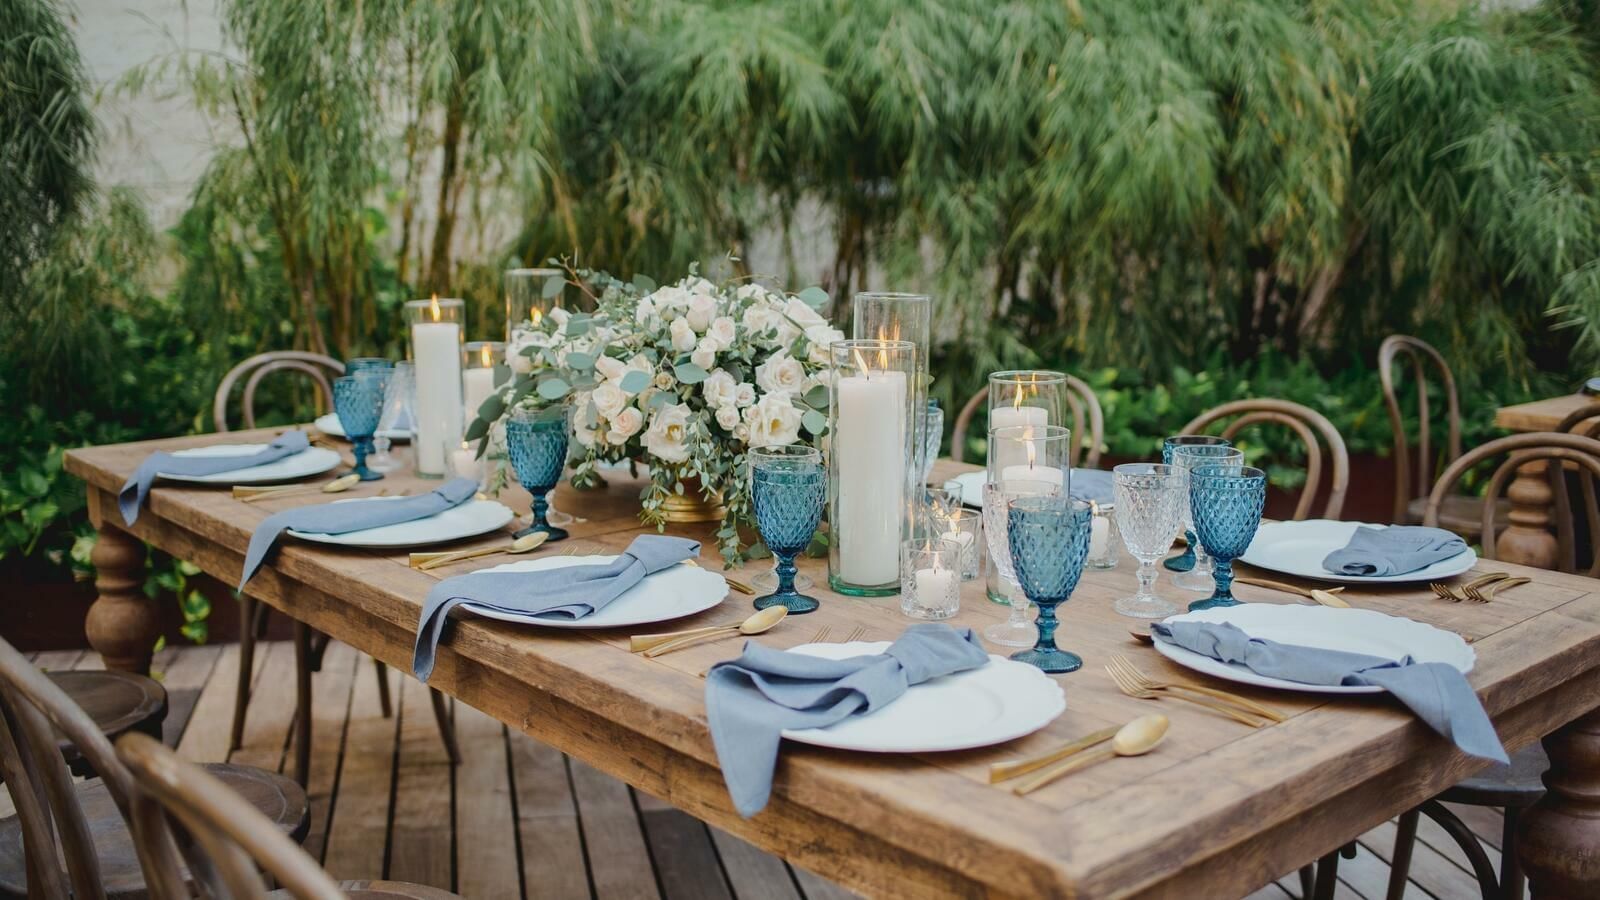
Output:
[{"xmin": 659, "ymin": 477, "xmax": 727, "ymax": 524}]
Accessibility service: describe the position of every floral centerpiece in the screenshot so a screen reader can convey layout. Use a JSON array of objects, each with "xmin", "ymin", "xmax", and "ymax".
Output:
[{"xmin": 468, "ymin": 267, "xmax": 843, "ymax": 565}]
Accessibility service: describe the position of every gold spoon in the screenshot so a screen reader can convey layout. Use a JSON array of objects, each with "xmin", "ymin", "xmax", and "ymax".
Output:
[
  {"xmin": 235, "ymin": 472, "xmax": 362, "ymax": 502},
  {"xmin": 1012, "ymin": 714, "xmax": 1170, "ymax": 795},
  {"xmin": 1309, "ymin": 589, "xmax": 1350, "ymax": 609},
  {"xmin": 409, "ymin": 532, "xmax": 549, "ymax": 570},
  {"xmin": 640, "ymin": 606, "xmax": 788, "ymax": 658}
]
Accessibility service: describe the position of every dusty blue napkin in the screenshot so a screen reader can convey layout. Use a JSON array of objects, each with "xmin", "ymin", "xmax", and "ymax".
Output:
[
  {"xmin": 239, "ymin": 478, "xmax": 479, "ymax": 590},
  {"xmin": 705, "ymin": 624, "xmax": 990, "ymax": 817},
  {"xmin": 1153, "ymin": 620, "xmax": 1506, "ymax": 763},
  {"xmin": 412, "ymin": 534, "xmax": 702, "ymax": 682},
  {"xmin": 1322, "ymin": 525, "xmax": 1468, "ymax": 576},
  {"xmin": 1070, "ymin": 468, "xmax": 1114, "ymax": 504},
  {"xmin": 119, "ymin": 431, "xmax": 310, "ymax": 526}
]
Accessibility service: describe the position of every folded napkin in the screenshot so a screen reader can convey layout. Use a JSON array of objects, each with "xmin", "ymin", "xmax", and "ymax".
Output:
[
  {"xmin": 411, "ymin": 534, "xmax": 702, "ymax": 682},
  {"xmin": 1069, "ymin": 468, "xmax": 1114, "ymax": 505},
  {"xmin": 705, "ymin": 623, "xmax": 990, "ymax": 817},
  {"xmin": 119, "ymin": 431, "xmax": 310, "ymax": 526},
  {"xmin": 239, "ymin": 477, "xmax": 479, "ymax": 590},
  {"xmin": 1153, "ymin": 620, "xmax": 1506, "ymax": 763},
  {"xmin": 1322, "ymin": 525, "xmax": 1467, "ymax": 576}
]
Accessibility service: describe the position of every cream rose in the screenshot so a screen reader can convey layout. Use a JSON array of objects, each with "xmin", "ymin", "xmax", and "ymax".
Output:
[
  {"xmin": 691, "ymin": 338, "xmax": 717, "ymax": 370},
  {"xmin": 594, "ymin": 355, "xmax": 627, "ymax": 382},
  {"xmin": 755, "ymin": 351, "xmax": 806, "ymax": 396},
  {"xmin": 783, "ymin": 297, "xmax": 827, "ymax": 330},
  {"xmin": 745, "ymin": 394, "xmax": 803, "ymax": 448},
  {"xmin": 803, "ymin": 324, "xmax": 845, "ymax": 366},
  {"xmin": 607, "ymin": 407, "xmax": 644, "ymax": 444},
  {"xmin": 686, "ymin": 293, "xmax": 718, "ymax": 332},
  {"xmin": 733, "ymin": 382, "xmax": 757, "ymax": 408},
  {"xmin": 643, "ymin": 403, "xmax": 693, "ymax": 463},
  {"xmin": 707, "ymin": 316, "xmax": 737, "ymax": 350},
  {"xmin": 715, "ymin": 405, "xmax": 742, "ymax": 431},
  {"xmin": 702, "ymin": 369, "xmax": 738, "ymax": 409},
  {"xmin": 591, "ymin": 382, "xmax": 627, "ymax": 420},
  {"xmin": 669, "ymin": 317, "xmax": 697, "ymax": 352}
]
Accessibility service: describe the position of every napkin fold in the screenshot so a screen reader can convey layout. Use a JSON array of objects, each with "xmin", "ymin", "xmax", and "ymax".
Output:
[
  {"xmin": 1153, "ymin": 620, "xmax": 1506, "ymax": 763},
  {"xmin": 705, "ymin": 624, "xmax": 990, "ymax": 817},
  {"xmin": 119, "ymin": 431, "xmax": 310, "ymax": 526},
  {"xmin": 239, "ymin": 478, "xmax": 479, "ymax": 591},
  {"xmin": 1321, "ymin": 525, "xmax": 1467, "ymax": 577},
  {"xmin": 1069, "ymin": 468, "xmax": 1114, "ymax": 505},
  {"xmin": 411, "ymin": 534, "xmax": 702, "ymax": 682}
]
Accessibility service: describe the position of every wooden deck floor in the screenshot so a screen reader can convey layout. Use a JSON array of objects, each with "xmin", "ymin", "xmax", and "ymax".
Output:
[{"xmin": 19, "ymin": 642, "xmax": 1509, "ymax": 899}]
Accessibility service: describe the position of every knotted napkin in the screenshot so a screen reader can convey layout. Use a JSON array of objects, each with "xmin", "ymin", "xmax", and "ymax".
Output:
[
  {"xmin": 239, "ymin": 477, "xmax": 479, "ymax": 590},
  {"xmin": 705, "ymin": 624, "xmax": 990, "ymax": 817},
  {"xmin": 411, "ymin": 534, "xmax": 702, "ymax": 682},
  {"xmin": 1322, "ymin": 525, "xmax": 1467, "ymax": 576},
  {"xmin": 1069, "ymin": 468, "xmax": 1114, "ymax": 505},
  {"xmin": 1153, "ymin": 620, "xmax": 1506, "ymax": 763},
  {"xmin": 119, "ymin": 431, "xmax": 310, "ymax": 526}
]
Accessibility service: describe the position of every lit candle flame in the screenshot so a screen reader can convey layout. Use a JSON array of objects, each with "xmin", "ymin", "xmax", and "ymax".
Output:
[
  {"xmin": 481, "ymin": 344, "xmax": 493, "ymax": 367},
  {"xmin": 530, "ymin": 307, "xmax": 543, "ymax": 326},
  {"xmin": 430, "ymin": 295, "xmax": 442, "ymax": 322},
  {"xmin": 1012, "ymin": 389, "xmax": 1024, "ymax": 411},
  {"xmin": 1025, "ymin": 440, "xmax": 1037, "ymax": 470}
]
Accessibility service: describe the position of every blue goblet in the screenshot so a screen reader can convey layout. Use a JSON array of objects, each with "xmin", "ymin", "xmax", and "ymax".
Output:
[
  {"xmin": 344, "ymin": 357, "xmax": 393, "ymax": 374},
  {"xmin": 1006, "ymin": 495, "xmax": 1092, "ymax": 674},
  {"xmin": 1161, "ymin": 435, "xmax": 1230, "ymax": 574},
  {"xmin": 750, "ymin": 446, "xmax": 826, "ymax": 614},
  {"xmin": 333, "ymin": 375, "xmax": 386, "ymax": 481},
  {"xmin": 1188, "ymin": 464, "xmax": 1267, "ymax": 611},
  {"xmin": 507, "ymin": 408, "xmax": 571, "ymax": 542}
]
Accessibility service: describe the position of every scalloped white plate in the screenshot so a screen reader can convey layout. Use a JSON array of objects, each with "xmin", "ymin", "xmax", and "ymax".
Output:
[
  {"xmin": 164, "ymin": 444, "xmax": 342, "ymax": 485},
  {"xmin": 460, "ymin": 554, "xmax": 727, "ymax": 629},
  {"xmin": 1240, "ymin": 519, "xmax": 1476, "ymax": 584},
  {"xmin": 287, "ymin": 496, "xmax": 514, "ymax": 548},
  {"xmin": 1153, "ymin": 604, "xmax": 1475, "ymax": 695},
  {"xmin": 779, "ymin": 641, "xmax": 1066, "ymax": 752}
]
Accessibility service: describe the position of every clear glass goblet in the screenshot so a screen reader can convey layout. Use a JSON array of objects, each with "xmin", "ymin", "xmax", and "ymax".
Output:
[
  {"xmin": 981, "ymin": 479, "xmax": 1059, "ymax": 647},
  {"xmin": 749, "ymin": 446, "xmax": 827, "ymax": 615},
  {"xmin": 1171, "ymin": 443, "xmax": 1244, "ymax": 591},
  {"xmin": 1161, "ymin": 435, "xmax": 1230, "ymax": 574},
  {"xmin": 1006, "ymin": 495, "xmax": 1092, "ymax": 674},
  {"xmin": 368, "ymin": 361, "xmax": 414, "ymax": 473},
  {"xmin": 1189, "ymin": 464, "xmax": 1267, "ymax": 611},
  {"xmin": 1111, "ymin": 463, "xmax": 1186, "ymax": 618}
]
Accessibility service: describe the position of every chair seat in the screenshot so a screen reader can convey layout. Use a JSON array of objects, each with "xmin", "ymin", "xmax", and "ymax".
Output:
[
  {"xmin": 1405, "ymin": 493, "xmax": 1512, "ymax": 536},
  {"xmin": 0, "ymin": 763, "xmax": 308, "ymax": 897},
  {"xmin": 1439, "ymin": 743, "xmax": 1548, "ymax": 809},
  {"xmin": 49, "ymin": 670, "xmax": 167, "ymax": 776},
  {"xmin": 272, "ymin": 881, "xmax": 464, "ymax": 899}
]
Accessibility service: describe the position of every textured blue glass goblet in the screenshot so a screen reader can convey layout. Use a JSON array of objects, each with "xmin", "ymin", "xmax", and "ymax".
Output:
[
  {"xmin": 344, "ymin": 357, "xmax": 393, "ymax": 374},
  {"xmin": 1188, "ymin": 464, "xmax": 1267, "ymax": 611},
  {"xmin": 1161, "ymin": 435, "xmax": 1231, "ymax": 574},
  {"xmin": 1006, "ymin": 495, "xmax": 1092, "ymax": 674},
  {"xmin": 333, "ymin": 375, "xmax": 386, "ymax": 481},
  {"xmin": 750, "ymin": 446, "xmax": 826, "ymax": 614},
  {"xmin": 507, "ymin": 409, "xmax": 571, "ymax": 542}
]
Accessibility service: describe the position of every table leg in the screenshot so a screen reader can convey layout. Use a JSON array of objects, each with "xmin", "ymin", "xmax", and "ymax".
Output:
[
  {"xmin": 83, "ymin": 525, "xmax": 159, "ymax": 674},
  {"xmin": 1498, "ymin": 460, "xmax": 1560, "ymax": 570},
  {"xmin": 1517, "ymin": 708, "xmax": 1600, "ymax": 898}
]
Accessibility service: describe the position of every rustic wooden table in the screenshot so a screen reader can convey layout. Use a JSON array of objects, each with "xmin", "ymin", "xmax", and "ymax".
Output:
[
  {"xmin": 1493, "ymin": 394, "xmax": 1597, "ymax": 568},
  {"xmin": 65, "ymin": 430, "xmax": 1600, "ymax": 899}
]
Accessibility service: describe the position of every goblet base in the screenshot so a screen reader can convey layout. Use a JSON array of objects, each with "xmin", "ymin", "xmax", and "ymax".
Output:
[
  {"xmin": 1115, "ymin": 594, "xmax": 1178, "ymax": 619},
  {"xmin": 753, "ymin": 592, "xmax": 819, "ymax": 615},
  {"xmin": 1188, "ymin": 595, "xmax": 1242, "ymax": 612},
  {"xmin": 1164, "ymin": 547, "xmax": 1195, "ymax": 572},
  {"xmin": 753, "ymin": 570, "xmax": 813, "ymax": 592},
  {"xmin": 514, "ymin": 522, "xmax": 569, "ymax": 542},
  {"xmin": 983, "ymin": 621, "xmax": 1037, "ymax": 647},
  {"xmin": 1010, "ymin": 647, "xmax": 1082, "ymax": 674},
  {"xmin": 1173, "ymin": 567, "xmax": 1215, "ymax": 591},
  {"xmin": 545, "ymin": 507, "xmax": 576, "ymax": 527},
  {"xmin": 353, "ymin": 467, "xmax": 384, "ymax": 482}
]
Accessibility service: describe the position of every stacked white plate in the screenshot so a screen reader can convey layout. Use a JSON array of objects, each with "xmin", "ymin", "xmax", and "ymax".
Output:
[
  {"xmin": 287, "ymin": 496, "xmax": 515, "ymax": 547},
  {"xmin": 161, "ymin": 444, "xmax": 342, "ymax": 485},
  {"xmin": 1240, "ymin": 519, "xmax": 1476, "ymax": 584}
]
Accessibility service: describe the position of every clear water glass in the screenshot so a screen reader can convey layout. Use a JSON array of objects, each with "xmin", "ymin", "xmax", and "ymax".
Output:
[
  {"xmin": 1111, "ymin": 463, "xmax": 1186, "ymax": 619},
  {"xmin": 1170, "ymin": 443, "xmax": 1244, "ymax": 591},
  {"xmin": 1086, "ymin": 501, "xmax": 1119, "ymax": 570},
  {"xmin": 1161, "ymin": 435, "xmax": 1230, "ymax": 575},
  {"xmin": 931, "ymin": 507, "xmax": 982, "ymax": 580},
  {"xmin": 1189, "ymin": 464, "xmax": 1267, "ymax": 611},
  {"xmin": 1006, "ymin": 495, "xmax": 1092, "ymax": 674},
  {"xmin": 334, "ymin": 375, "xmax": 386, "ymax": 481},
  {"xmin": 750, "ymin": 446, "xmax": 827, "ymax": 615},
  {"xmin": 506, "ymin": 408, "xmax": 571, "ymax": 542},
  {"xmin": 369, "ymin": 361, "xmax": 415, "ymax": 473},
  {"xmin": 920, "ymin": 400, "xmax": 944, "ymax": 485},
  {"xmin": 900, "ymin": 539, "xmax": 961, "ymax": 620},
  {"xmin": 981, "ymin": 479, "xmax": 1059, "ymax": 647}
]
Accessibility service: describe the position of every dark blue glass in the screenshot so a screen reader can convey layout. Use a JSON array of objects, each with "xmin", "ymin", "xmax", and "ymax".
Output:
[
  {"xmin": 507, "ymin": 411, "xmax": 571, "ymax": 541},
  {"xmin": 750, "ymin": 447, "xmax": 826, "ymax": 614},
  {"xmin": 1161, "ymin": 434, "xmax": 1230, "ymax": 573},
  {"xmin": 1006, "ymin": 496, "xmax": 1092, "ymax": 674},
  {"xmin": 1188, "ymin": 464, "xmax": 1266, "ymax": 611},
  {"xmin": 333, "ymin": 375, "xmax": 386, "ymax": 481}
]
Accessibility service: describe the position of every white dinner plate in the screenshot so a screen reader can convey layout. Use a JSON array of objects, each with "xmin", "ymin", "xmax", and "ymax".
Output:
[
  {"xmin": 314, "ymin": 412, "xmax": 411, "ymax": 442},
  {"xmin": 950, "ymin": 468, "xmax": 1112, "ymax": 508},
  {"xmin": 460, "ymin": 555, "xmax": 727, "ymax": 629},
  {"xmin": 779, "ymin": 641, "xmax": 1066, "ymax": 752},
  {"xmin": 162, "ymin": 444, "xmax": 342, "ymax": 485},
  {"xmin": 1240, "ymin": 519, "xmax": 1477, "ymax": 584},
  {"xmin": 1152, "ymin": 604, "xmax": 1475, "ymax": 695},
  {"xmin": 287, "ymin": 496, "xmax": 515, "ymax": 548}
]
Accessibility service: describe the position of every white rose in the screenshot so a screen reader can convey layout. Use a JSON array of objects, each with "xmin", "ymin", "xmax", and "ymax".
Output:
[
  {"xmin": 734, "ymin": 382, "xmax": 757, "ymax": 407},
  {"xmin": 591, "ymin": 382, "xmax": 627, "ymax": 419},
  {"xmin": 669, "ymin": 317, "xmax": 697, "ymax": 352},
  {"xmin": 548, "ymin": 307, "xmax": 571, "ymax": 326},
  {"xmin": 734, "ymin": 423, "xmax": 750, "ymax": 442},
  {"xmin": 745, "ymin": 393, "xmax": 803, "ymax": 448},
  {"xmin": 755, "ymin": 351, "xmax": 806, "ymax": 396},
  {"xmin": 715, "ymin": 405, "xmax": 742, "ymax": 431},
  {"xmin": 686, "ymin": 293, "xmax": 718, "ymax": 332},
  {"xmin": 702, "ymin": 370, "xmax": 738, "ymax": 408},
  {"xmin": 685, "ymin": 276, "xmax": 717, "ymax": 296},
  {"xmin": 803, "ymin": 325, "xmax": 844, "ymax": 366},
  {"xmin": 635, "ymin": 296, "xmax": 657, "ymax": 325},
  {"xmin": 691, "ymin": 338, "xmax": 717, "ymax": 370},
  {"xmin": 653, "ymin": 285, "xmax": 691, "ymax": 312},
  {"xmin": 783, "ymin": 297, "xmax": 827, "ymax": 330},
  {"xmin": 735, "ymin": 283, "xmax": 773, "ymax": 300},
  {"xmin": 742, "ymin": 305, "xmax": 780, "ymax": 343},
  {"xmin": 643, "ymin": 403, "xmax": 693, "ymax": 463},
  {"xmin": 594, "ymin": 355, "xmax": 626, "ymax": 382},
  {"xmin": 572, "ymin": 408, "xmax": 598, "ymax": 448},
  {"xmin": 707, "ymin": 316, "xmax": 737, "ymax": 350},
  {"xmin": 607, "ymin": 407, "xmax": 644, "ymax": 444},
  {"xmin": 509, "ymin": 349, "xmax": 535, "ymax": 374}
]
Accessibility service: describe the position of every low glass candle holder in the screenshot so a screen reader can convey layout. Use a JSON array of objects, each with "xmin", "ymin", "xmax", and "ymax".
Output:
[
  {"xmin": 750, "ymin": 446, "xmax": 827, "ymax": 615},
  {"xmin": 1161, "ymin": 434, "xmax": 1231, "ymax": 574},
  {"xmin": 900, "ymin": 539, "xmax": 961, "ymax": 620},
  {"xmin": 927, "ymin": 507, "xmax": 982, "ymax": 581},
  {"xmin": 987, "ymin": 424, "xmax": 1071, "ymax": 493},
  {"xmin": 506, "ymin": 407, "xmax": 571, "ymax": 542},
  {"xmin": 1086, "ymin": 500, "xmax": 1119, "ymax": 569}
]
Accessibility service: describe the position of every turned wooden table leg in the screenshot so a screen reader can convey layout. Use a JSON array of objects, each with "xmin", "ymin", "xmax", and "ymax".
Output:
[
  {"xmin": 1499, "ymin": 460, "xmax": 1560, "ymax": 570},
  {"xmin": 1517, "ymin": 708, "xmax": 1600, "ymax": 898},
  {"xmin": 84, "ymin": 526, "xmax": 159, "ymax": 675}
]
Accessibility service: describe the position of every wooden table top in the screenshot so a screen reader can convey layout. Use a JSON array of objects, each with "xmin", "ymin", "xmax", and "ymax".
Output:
[
  {"xmin": 1495, "ymin": 393, "xmax": 1594, "ymax": 432},
  {"xmin": 66, "ymin": 429, "xmax": 1600, "ymax": 899}
]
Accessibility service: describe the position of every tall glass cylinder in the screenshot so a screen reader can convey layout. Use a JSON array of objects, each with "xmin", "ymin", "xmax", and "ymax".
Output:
[
  {"xmin": 853, "ymin": 293, "xmax": 931, "ymax": 484},
  {"xmin": 987, "ymin": 371, "xmax": 1068, "ymax": 472},
  {"xmin": 405, "ymin": 297, "xmax": 465, "ymax": 478},
  {"xmin": 462, "ymin": 341, "xmax": 507, "ymax": 423},
  {"xmin": 827, "ymin": 338, "xmax": 917, "ymax": 596},
  {"xmin": 987, "ymin": 424, "xmax": 1071, "ymax": 493},
  {"xmin": 505, "ymin": 268, "xmax": 565, "ymax": 342}
]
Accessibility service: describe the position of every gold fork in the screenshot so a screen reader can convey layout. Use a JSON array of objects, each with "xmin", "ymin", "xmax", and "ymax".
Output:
[
  {"xmin": 1465, "ymin": 576, "xmax": 1530, "ymax": 603},
  {"xmin": 1431, "ymin": 572, "xmax": 1509, "ymax": 603},
  {"xmin": 1108, "ymin": 655, "xmax": 1286, "ymax": 723},
  {"xmin": 807, "ymin": 625, "xmax": 832, "ymax": 644},
  {"xmin": 1105, "ymin": 662, "xmax": 1268, "ymax": 727}
]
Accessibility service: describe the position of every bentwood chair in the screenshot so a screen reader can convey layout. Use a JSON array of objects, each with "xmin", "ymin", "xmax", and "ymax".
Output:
[
  {"xmin": 117, "ymin": 731, "xmax": 461, "ymax": 900},
  {"xmin": 0, "ymin": 637, "xmax": 308, "ymax": 898},
  {"xmin": 214, "ymin": 354, "xmax": 460, "ymax": 784},
  {"xmin": 1555, "ymin": 403, "xmax": 1600, "ymax": 574},
  {"xmin": 1180, "ymin": 398, "xmax": 1350, "ymax": 520},
  {"xmin": 949, "ymin": 374, "xmax": 1104, "ymax": 467}
]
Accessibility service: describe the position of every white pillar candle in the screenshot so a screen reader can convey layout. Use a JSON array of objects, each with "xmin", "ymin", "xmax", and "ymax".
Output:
[
  {"xmin": 914, "ymin": 566, "xmax": 957, "ymax": 612},
  {"xmin": 413, "ymin": 317, "xmax": 464, "ymax": 476},
  {"xmin": 836, "ymin": 370, "xmax": 907, "ymax": 586},
  {"xmin": 449, "ymin": 443, "xmax": 482, "ymax": 484},
  {"xmin": 463, "ymin": 367, "xmax": 499, "ymax": 421},
  {"xmin": 989, "ymin": 404, "xmax": 1048, "ymax": 471},
  {"xmin": 1089, "ymin": 514, "xmax": 1109, "ymax": 559},
  {"xmin": 1000, "ymin": 463, "xmax": 1065, "ymax": 493}
]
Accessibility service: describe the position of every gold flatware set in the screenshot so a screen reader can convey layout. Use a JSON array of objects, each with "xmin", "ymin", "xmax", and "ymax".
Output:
[
  {"xmin": 1105, "ymin": 654, "xmax": 1285, "ymax": 727},
  {"xmin": 1234, "ymin": 575, "xmax": 1350, "ymax": 608},
  {"xmin": 1431, "ymin": 571, "xmax": 1529, "ymax": 603},
  {"xmin": 991, "ymin": 715, "xmax": 1170, "ymax": 795}
]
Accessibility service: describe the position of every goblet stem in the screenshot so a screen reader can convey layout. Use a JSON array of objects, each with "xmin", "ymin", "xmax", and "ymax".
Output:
[
  {"xmin": 1136, "ymin": 559, "xmax": 1157, "ymax": 601},
  {"xmin": 775, "ymin": 554, "xmax": 798, "ymax": 596},
  {"xmin": 1164, "ymin": 529, "xmax": 1197, "ymax": 571},
  {"xmin": 351, "ymin": 436, "xmax": 382, "ymax": 481},
  {"xmin": 1188, "ymin": 557, "xmax": 1242, "ymax": 611},
  {"xmin": 515, "ymin": 488, "xmax": 571, "ymax": 541},
  {"xmin": 1035, "ymin": 599, "xmax": 1061, "ymax": 652}
]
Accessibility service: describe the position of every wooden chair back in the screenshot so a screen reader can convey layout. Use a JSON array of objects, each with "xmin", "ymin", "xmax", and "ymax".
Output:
[
  {"xmin": 214, "ymin": 352, "xmax": 344, "ymax": 433},
  {"xmin": 1180, "ymin": 399, "xmax": 1350, "ymax": 520},
  {"xmin": 0, "ymin": 638, "xmax": 187, "ymax": 900},
  {"xmin": 1379, "ymin": 335, "xmax": 1463, "ymax": 524},
  {"xmin": 949, "ymin": 375, "xmax": 1104, "ymax": 468},
  {"xmin": 1553, "ymin": 406, "xmax": 1600, "ymax": 574},
  {"xmin": 1424, "ymin": 432, "xmax": 1600, "ymax": 576},
  {"xmin": 115, "ymin": 731, "xmax": 345, "ymax": 900}
]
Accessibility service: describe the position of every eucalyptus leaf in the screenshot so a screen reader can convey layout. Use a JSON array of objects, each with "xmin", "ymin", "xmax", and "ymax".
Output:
[
  {"xmin": 566, "ymin": 351, "xmax": 596, "ymax": 371},
  {"xmin": 674, "ymin": 362, "xmax": 709, "ymax": 384},
  {"xmin": 464, "ymin": 417, "xmax": 490, "ymax": 442},
  {"xmin": 619, "ymin": 369, "xmax": 652, "ymax": 394},
  {"xmin": 476, "ymin": 393, "xmax": 506, "ymax": 424},
  {"xmin": 802, "ymin": 383, "xmax": 829, "ymax": 409},
  {"xmin": 541, "ymin": 275, "xmax": 564, "ymax": 299},
  {"xmin": 632, "ymin": 273, "xmax": 657, "ymax": 293},
  {"xmin": 648, "ymin": 391, "xmax": 672, "ymax": 410},
  {"xmin": 802, "ymin": 409, "xmax": 827, "ymax": 435},
  {"xmin": 537, "ymin": 377, "xmax": 572, "ymax": 400},
  {"xmin": 798, "ymin": 286, "xmax": 828, "ymax": 309}
]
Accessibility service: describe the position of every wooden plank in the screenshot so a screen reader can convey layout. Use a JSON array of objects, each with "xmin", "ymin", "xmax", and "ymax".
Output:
[
  {"xmin": 154, "ymin": 643, "xmax": 223, "ymax": 747},
  {"xmin": 507, "ymin": 730, "xmax": 591, "ymax": 900},
  {"xmin": 387, "ymin": 674, "xmax": 455, "ymax": 890},
  {"xmin": 568, "ymin": 758, "xmax": 661, "ymax": 900},
  {"xmin": 1495, "ymin": 394, "xmax": 1592, "ymax": 432},
  {"xmin": 31, "ymin": 649, "xmax": 83, "ymax": 672},
  {"xmin": 791, "ymin": 866, "xmax": 860, "ymax": 900},
  {"xmin": 322, "ymin": 647, "xmax": 398, "ymax": 877},
  {"xmin": 453, "ymin": 700, "xmax": 522, "ymax": 899},
  {"xmin": 300, "ymin": 640, "xmax": 360, "ymax": 863},
  {"xmin": 1440, "ymin": 802, "xmax": 1506, "ymax": 851},
  {"xmin": 1241, "ymin": 885, "xmax": 1293, "ymax": 900},
  {"xmin": 635, "ymin": 789, "xmax": 733, "ymax": 900},
  {"xmin": 708, "ymin": 828, "xmax": 803, "ymax": 900},
  {"xmin": 228, "ymin": 641, "xmax": 296, "ymax": 773},
  {"xmin": 178, "ymin": 643, "xmax": 263, "ymax": 763}
]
